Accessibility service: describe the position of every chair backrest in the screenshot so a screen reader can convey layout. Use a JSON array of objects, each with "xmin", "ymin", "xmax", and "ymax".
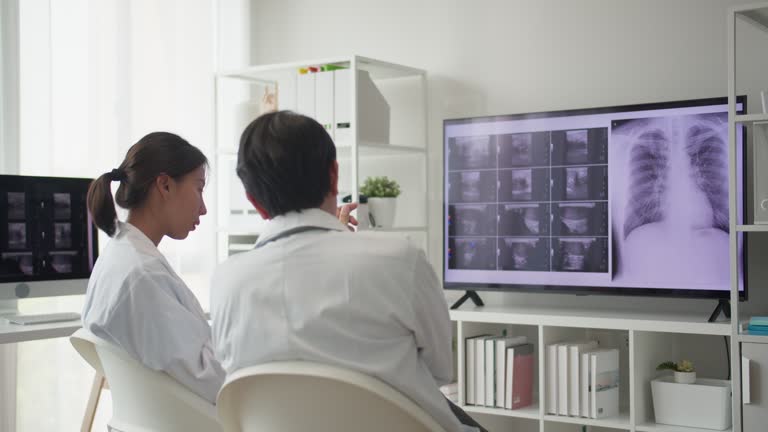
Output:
[
  {"xmin": 70, "ymin": 329, "xmax": 221, "ymax": 432},
  {"xmin": 216, "ymin": 361, "xmax": 449, "ymax": 432}
]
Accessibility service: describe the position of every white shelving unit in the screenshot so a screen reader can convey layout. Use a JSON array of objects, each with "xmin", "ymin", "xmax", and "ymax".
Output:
[
  {"xmin": 451, "ymin": 306, "xmax": 733, "ymax": 432},
  {"xmin": 729, "ymin": 4, "xmax": 768, "ymax": 432},
  {"xmin": 213, "ymin": 55, "xmax": 428, "ymax": 260}
]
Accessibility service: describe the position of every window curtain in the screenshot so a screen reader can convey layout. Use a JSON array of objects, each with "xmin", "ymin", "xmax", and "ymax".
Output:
[{"xmin": 10, "ymin": 0, "xmax": 217, "ymax": 429}]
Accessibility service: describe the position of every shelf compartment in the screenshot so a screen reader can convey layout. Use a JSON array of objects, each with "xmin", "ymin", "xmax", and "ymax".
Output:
[
  {"xmin": 542, "ymin": 326, "xmax": 630, "ymax": 421},
  {"xmin": 636, "ymin": 422, "xmax": 732, "ymax": 432},
  {"xmin": 461, "ymin": 402, "xmax": 540, "ymax": 420},
  {"xmin": 543, "ymin": 411, "xmax": 630, "ymax": 430},
  {"xmin": 733, "ymin": 113, "xmax": 768, "ymax": 123},
  {"xmin": 736, "ymin": 224, "xmax": 768, "ymax": 232},
  {"xmin": 218, "ymin": 55, "xmax": 425, "ymax": 82},
  {"xmin": 738, "ymin": 333, "xmax": 768, "ymax": 343},
  {"xmin": 456, "ymin": 321, "xmax": 539, "ymax": 409},
  {"xmin": 735, "ymin": 4, "xmax": 768, "ymax": 33},
  {"xmin": 451, "ymin": 306, "xmax": 730, "ymax": 336},
  {"xmin": 633, "ymin": 332, "xmax": 732, "ymax": 431},
  {"xmin": 338, "ymin": 143, "xmax": 427, "ymax": 157}
]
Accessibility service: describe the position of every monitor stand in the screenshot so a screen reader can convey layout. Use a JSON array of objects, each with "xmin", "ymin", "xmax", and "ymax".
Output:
[
  {"xmin": 450, "ymin": 290, "xmax": 484, "ymax": 310},
  {"xmin": 0, "ymin": 300, "xmax": 18, "ymax": 316},
  {"xmin": 708, "ymin": 299, "xmax": 731, "ymax": 323}
]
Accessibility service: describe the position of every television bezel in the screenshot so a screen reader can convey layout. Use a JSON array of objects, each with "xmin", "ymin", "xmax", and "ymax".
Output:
[{"xmin": 442, "ymin": 96, "xmax": 747, "ymax": 300}]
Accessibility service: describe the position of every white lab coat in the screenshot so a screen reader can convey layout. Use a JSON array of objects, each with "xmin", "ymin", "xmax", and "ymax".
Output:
[
  {"xmin": 82, "ymin": 221, "xmax": 224, "ymax": 403},
  {"xmin": 210, "ymin": 208, "xmax": 474, "ymax": 432}
]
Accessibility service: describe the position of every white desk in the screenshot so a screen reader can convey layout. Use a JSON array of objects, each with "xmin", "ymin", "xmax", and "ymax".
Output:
[{"xmin": 0, "ymin": 319, "xmax": 81, "ymax": 345}]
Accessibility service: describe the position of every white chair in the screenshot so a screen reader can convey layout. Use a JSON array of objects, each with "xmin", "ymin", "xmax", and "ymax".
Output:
[
  {"xmin": 70, "ymin": 329, "xmax": 221, "ymax": 432},
  {"xmin": 216, "ymin": 361, "xmax": 449, "ymax": 432}
]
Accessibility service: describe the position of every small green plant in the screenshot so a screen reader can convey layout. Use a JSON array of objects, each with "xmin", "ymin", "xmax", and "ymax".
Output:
[
  {"xmin": 360, "ymin": 176, "xmax": 401, "ymax": 198},
  {"xmin": 656, "ymin": 360, "xmax": 695, "ymax": 373}
]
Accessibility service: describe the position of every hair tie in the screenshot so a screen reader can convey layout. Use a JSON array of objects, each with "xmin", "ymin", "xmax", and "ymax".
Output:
[{"xmin": 108, "ymin": 168, "xmax": 127, "ymax": 182}]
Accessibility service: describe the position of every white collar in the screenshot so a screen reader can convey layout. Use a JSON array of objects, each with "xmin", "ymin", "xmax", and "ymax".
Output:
[
  {"xmin": 116, "ymin": 221, "xmax": 162, "ymax": 257},
  {"xmin": 254, "ymin": 208, "xmax": 346, "ymax": 248}
]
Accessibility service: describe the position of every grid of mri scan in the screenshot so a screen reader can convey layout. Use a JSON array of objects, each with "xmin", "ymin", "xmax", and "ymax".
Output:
[
  {"xmin": 447, "ymin": 128, "xmax": 609, "ymax": 273},
  {"xmin": 0, "ymin": 177, "xmax": 93, "ymax": 282}
]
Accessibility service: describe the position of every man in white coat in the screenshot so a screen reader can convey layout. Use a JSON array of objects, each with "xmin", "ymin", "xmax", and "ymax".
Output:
[{"xmin": 210, "ymin": 111, "xmax": 485, "ymax": 432}]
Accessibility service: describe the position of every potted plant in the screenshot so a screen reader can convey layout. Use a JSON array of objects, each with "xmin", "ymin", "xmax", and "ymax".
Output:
[
  {"xmin": 656, "ymin": 360, "xmax": 696, "ymax": 384},
  {"xmin": 360, "ymin": 176, "xmax": 401, "ymax": 228}
]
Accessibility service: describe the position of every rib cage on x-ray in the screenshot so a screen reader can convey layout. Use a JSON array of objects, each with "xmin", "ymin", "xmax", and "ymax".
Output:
[
  {"xmin": 622, "ymin": 115, "xmax": 729, "ymax": 239},
  {"xmin": 686, "ymin": 123, "xmax": 729, "ymax": 232},
  {"xmin": 623, "ymin": 129, "xmax": 669, "ymax": 239}
]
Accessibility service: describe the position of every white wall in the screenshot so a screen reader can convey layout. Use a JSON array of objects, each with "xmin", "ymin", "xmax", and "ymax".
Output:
[
  {"xmin": 0, "ymin": 0, "xmax": 20, "ymax": 176},
  {"xmin": 247, "ymin": 0, "xmax": 768, "ymax": 314}
]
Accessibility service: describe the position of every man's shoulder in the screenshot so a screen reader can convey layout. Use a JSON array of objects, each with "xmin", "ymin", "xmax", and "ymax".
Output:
[{"xmin": 337, "ymin": 231, "xmax": 421, "ymax": 258}]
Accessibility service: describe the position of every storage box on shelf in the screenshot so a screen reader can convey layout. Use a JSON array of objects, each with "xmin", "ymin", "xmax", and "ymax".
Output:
[
  {"xmin": 451, "ymin": 306, "xmax": 732, "ymax": 432},
  {"xmin": 213, "ymin": 56, "xmax": 428, "ymax": 259}
]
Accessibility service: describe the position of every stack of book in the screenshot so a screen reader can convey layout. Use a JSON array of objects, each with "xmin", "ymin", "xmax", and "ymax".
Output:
[
  {"xmin": 747, "ymin": 316, "xmax": 768, "ymax": 335},
  {"xmin": 464, "ymin": 334, "xmax": 534, "ymax": 410},
  {"xmin": 546, "ymin": 341, "xmax": 619, "ymax": 419}
]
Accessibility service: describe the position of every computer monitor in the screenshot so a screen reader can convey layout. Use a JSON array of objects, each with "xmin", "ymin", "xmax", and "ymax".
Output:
[
  {"xmin": 0, "ymin": 175, "xmax": 98, "ymax": 300},
  {"xmin": 443, "ymin": 96, "xmax": 746, "ymax": 299}
]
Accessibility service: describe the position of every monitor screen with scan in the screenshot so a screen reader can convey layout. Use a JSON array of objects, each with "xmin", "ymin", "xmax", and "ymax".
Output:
[
  {"xmin": 0, "ymin": 175, "xmax": 98, "ymax": 300},
  {"xmin": 443, "ymin": 97, "xmax": 746, "ymax": 299}
]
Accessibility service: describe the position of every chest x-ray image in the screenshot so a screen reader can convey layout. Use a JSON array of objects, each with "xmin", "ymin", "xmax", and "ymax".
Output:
[
  {"xmin": 611, "ymin": 112, "xmax": 730, "ymax": 288},
  {"xmin": 448, "ymin": 204, "xmax": 498, "ymax": 236},
  {"xmin": 448, "ymin": 171, "xmax": 497, "ymax": 203},
  {"xmin": 499, "ymin": 237, "xmax": 550, "ymax": 271},
  {"xmin": 448, "ymin": 135, "xmax": 497, "ymax": 170},
  {"xmin": 448, "ymin": 237, "xmax": 497, "ymax": 270},
  {"xmin": 498, "ymin": 132, "xmax": 551, "ymax": 167}
]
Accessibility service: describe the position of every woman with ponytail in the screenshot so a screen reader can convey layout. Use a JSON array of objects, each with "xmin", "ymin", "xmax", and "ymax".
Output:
[{"xmin": 82, "ymin": 132, "xmax": 224, "ymax": 403}]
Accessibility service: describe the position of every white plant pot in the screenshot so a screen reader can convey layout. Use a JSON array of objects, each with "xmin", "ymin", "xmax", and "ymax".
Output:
[
  {"xmin": 674, "ymin": 371, "xmax": 697, "ymax": 384},
  {"xmin": 368, "ymin": 197, "xmax": 397, "ymax": 228}
]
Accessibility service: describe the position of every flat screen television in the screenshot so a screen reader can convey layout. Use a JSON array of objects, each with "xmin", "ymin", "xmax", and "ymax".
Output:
[
  {"xmin": 443, "ymin": 97, "xmax": 745, "ymax": 299},
  {"xmin": 0, "ymin": 175, "xmax": 98, "ymax": 299}
]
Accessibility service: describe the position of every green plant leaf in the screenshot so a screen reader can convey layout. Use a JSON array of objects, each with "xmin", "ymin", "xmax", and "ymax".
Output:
[
  {"xmin": 656, "ymin": 361, "xmax": 678, "ymax": 371},
  {"xmin": 360, "ymin": 176, "xmax": 401, "ymax": 198}
]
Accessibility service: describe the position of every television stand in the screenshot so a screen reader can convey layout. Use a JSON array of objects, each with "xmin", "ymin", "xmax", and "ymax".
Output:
[
  {"xmin": 708, "ymin": 299, "xmax": 731, "ymax": 323},
  {"xmin": 450, "ymin": 290, "xmax": 484, "ymax": 310}
]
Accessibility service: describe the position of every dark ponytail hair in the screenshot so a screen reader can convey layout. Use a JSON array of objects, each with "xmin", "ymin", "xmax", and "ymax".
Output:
[{"xmin": 87, "ymin": 132, "xmax": 208, "ymax": 237}]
